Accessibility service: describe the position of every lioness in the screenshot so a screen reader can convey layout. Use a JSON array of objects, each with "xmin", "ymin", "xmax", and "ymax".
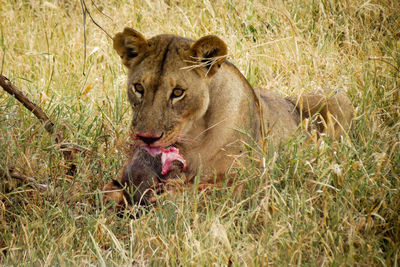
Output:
[{"xmin": 103, "ymin": 28, "xmax": 353, "ymax": 205}]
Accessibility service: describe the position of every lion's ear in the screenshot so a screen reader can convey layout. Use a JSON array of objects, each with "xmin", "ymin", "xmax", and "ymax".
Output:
[
  {"xmin": 113, "ymin": 27, "xmax": 148, "ymax": 67},
  {"xmin": 187, "ymin": 35, "xmax": 227, "ymax": 76}
]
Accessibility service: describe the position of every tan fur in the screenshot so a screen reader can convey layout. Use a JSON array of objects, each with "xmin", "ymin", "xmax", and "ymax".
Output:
[
  {"xmin": 102, "ymin": 180, "xmax": 125, "ymax": 207},
  {"xmin": 287, "ymin": 91, "xmax": 354, "ymax": 140},
  {"xmin": 103, "ymin": 28, "xmax": 353, "ymax": 201}
]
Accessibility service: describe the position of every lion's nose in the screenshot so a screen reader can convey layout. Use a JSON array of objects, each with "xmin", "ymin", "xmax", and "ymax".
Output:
[{"xmin": 136, "ymin": 132, "xmax": 163, "ymax": 145}]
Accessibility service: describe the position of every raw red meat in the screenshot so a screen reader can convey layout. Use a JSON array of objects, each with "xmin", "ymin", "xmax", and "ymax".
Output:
[{"xmin": 144, "ymin": 146, "xmax": 186, "ymax": 175}]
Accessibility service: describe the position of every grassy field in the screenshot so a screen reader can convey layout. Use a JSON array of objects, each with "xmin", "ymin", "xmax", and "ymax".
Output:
[{"xmin": 1, "ymin": 0, "xmax": 399, "ymax": 265}]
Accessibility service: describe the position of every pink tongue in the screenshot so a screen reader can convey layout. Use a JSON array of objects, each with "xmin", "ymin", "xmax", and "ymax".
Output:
[{"xmin": 144, "ymin": 146, "xmax": 186, "ymax": 175}]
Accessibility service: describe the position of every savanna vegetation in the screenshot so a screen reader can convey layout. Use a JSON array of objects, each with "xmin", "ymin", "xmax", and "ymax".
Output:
[{"xmin": 0, "ymin": 0, "xmax": 399, "ymax": 265}]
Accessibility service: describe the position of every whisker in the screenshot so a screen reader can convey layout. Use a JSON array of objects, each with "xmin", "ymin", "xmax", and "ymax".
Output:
[
  {"xmin": 177, "ymin": 136, "xmax": 198, "ymax": 146},
  {"xmin": 193, "ymin": 118, "xmax": 228, "ymax": 140}
]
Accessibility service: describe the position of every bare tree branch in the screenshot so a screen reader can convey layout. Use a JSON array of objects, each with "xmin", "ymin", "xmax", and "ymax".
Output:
[
  {"xmin": 368, "ymin": 57, "xmax": 400, "ymax": 74},
  {"xmin": 79, "ymin": 0, "xmax": 112, "ymax": 75},
  {"xmin": 0, "ymin": 74, "xmax": 77, "ymax": 179},
  {"xmin": 0, "ymin": 168, "xmax": 50, "ymax": 191},
  {"xmin": 0, "ymin": 168, "xmax": 36, "ymax": 183},
  {"xmin": 0, "ymin": 74, "xmax": 54, "ymax": 134},
  {"xmin": 81, "ymin": 0, "xmax": 112, "ymax": 39},
  {"xmin": 90, "ymin": 0, "xmax": 113, "ymax": 21},
  {"xmin": 80, "ymin": 0, "xmax": 88, "ymax": 75}
]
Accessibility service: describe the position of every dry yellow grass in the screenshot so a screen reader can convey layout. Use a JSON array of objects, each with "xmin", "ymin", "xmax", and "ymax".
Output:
[{"xmin": 1, "ymin": 0, "xmax": 399, "ymax": 265}]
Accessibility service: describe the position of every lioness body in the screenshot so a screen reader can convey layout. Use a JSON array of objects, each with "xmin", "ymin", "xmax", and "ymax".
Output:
[
  {"xmin": 103, "ymin": 28, "xmax": 353, "ymax": 204},
  {"xmin": 178, "ymin": 63, "xmax": 302, "ymax": 181}
]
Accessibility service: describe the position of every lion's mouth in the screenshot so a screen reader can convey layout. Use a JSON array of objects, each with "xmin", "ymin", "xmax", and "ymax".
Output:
[
  {"xmin": 144, "ymin": 146, "xmax": 186, "ymax": 175},
  {"xmin": 135, "ymin": 132, "xmax": 164, "ymax": 146},
  {"xmin": 134, "ymin": 131, "xmax": 186, "ymax": 175}
]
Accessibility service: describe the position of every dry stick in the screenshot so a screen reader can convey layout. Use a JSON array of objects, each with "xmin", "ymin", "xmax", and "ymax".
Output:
[
  {"xmin": 0, "ymin": 74, "xmax": 51, "ymax": 183},
  {"xmin": 0, "ymin": 74, "xmax": 54, "ymax": 134},
  {"xmin": 0, "ymin": 168, "xmax": 49, "ymax": 191},
  {"xmin": 0, "ymin": 74, "xmax": 76, "ymax": 182},
  {"xmin": 368, "ymin": 57, "xmax": 400, "ymax": 74},
  {"xmin": 81, "ymin": 0, "xmax": 112, "ymax": 39},
  {"xmin": 90, "ymin": 0, "xmax": 113, "ymax": 21},
  {"xmin": 0, "ymin": 168, "xmax": 36, "ymax": 183},
  {"xmin": 79, "ymin": 0, "xmax": 112, "ymax": 75},
  {"xmin": 80, "ymin": 0, "xmax": 88, "ymax": 75}
]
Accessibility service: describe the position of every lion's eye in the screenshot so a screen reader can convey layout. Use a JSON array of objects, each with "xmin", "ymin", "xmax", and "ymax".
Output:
[
  {"xmin": 171, "ymin": 88, "xmax": 185, "ymax": 99},
  {"xmin": 134, "ymin": 83, "xmax": 144, "ymax": 95}
]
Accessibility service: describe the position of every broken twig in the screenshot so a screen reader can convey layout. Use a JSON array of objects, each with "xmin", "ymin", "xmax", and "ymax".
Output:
[
  {"xmin": 0, "ymin": 168, "xmax": 50, "ymax": 191},
  {"xmin": 0, "ymin": 168, "xmax": 36, "ymax": 183},
  {"xmin": 0, "ymin": 74, "xmax": 77, "ymax": 179},
  {"xmin": 0, "ymin": 74, "xmax": 54, "ymax": 134}
]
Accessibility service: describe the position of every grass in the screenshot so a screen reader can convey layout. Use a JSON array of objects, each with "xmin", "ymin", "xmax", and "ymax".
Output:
[{"xmin": 1, "ymin": 0, "xmax": 399, "ymax": 265}]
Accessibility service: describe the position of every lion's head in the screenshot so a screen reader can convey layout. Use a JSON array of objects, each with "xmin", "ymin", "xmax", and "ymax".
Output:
[{"xmin": 113, "ymin": 28, "xmax": 228, "ymax": 148}]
